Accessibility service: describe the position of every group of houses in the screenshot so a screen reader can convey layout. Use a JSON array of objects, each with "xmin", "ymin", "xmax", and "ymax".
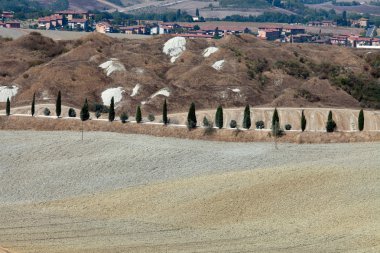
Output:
[
  {"xmin": 0, "ymin": 11, "xmax": 21, "ymax": 29},
  {"xmin": 94, "ymin": 21, "xmax": 249, "ymax": 38},
  {"xmin": 257, "ymin": 25, "xmax": 311, "ymax": 42},
  {"xmin": 330, "ymin": 34, "xmax": 380, "ymax": 48},
  {"xmin": 37, "ymin": 11, "xmax": 91, "ymax": 31}
]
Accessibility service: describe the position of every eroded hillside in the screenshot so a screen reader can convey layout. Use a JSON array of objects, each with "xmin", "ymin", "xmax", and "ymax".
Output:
[{"xmin": 0, "ymin": 32, "xmax": 379, "ymax": 114}]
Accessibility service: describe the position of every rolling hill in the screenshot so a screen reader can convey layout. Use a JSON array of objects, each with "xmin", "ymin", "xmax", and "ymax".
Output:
[{"xmin": 0, "ymin": 32, "xmax": 379, "ymax": 117}]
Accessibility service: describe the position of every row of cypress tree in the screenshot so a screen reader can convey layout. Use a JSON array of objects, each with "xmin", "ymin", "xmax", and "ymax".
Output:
[
  {"xmin": 3, "ymin": 92, "xmax": 366, "ymax": 132},
  {"xmin": 187, "ymin": 104, "xmax": 365, "ymax": 132}
]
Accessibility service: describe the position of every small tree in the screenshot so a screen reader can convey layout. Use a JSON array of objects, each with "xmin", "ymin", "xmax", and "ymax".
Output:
[
  {"xmin": 326, "ymin": 110, "xmax": 336, "ymax": 132},
  {"xmin": 80, "ymin": 98, "xmax": 90, "ymax": 121},
  {"xmin": 95, "ymin": 110, "xmax": 101, "ymax": 119},
  {"xmin": 136, "ymin": 106, "xmax": 142, "ymax": 123},
  {"xmin": 203, "ymin": 116, "xmax": 210, "ymax": 127},
  {"xmin": 43, "ymin": 108, "xmax": 51, "ymax": 116},
  {"xmin": 215, "ymin": 105, "xmax": 223, "ymax": 129},
  {"xmin": 230, "ymin": 120, "xmax": 237, "ymax": 128},
  {"xmin": 6, "ymin": 97, "xmax": 10, "ymax": 116},
  {"xmin": 148, "ymin": 113, "xmax": 155, "ymax": 122},
  {"xmin": 163, "ymin": 99, "xmax": 168, "ymax": 125},
  {"xmin": 187, "ymin": 102, "xmax": 197, "ymax": 129},
  {"xmin": 358, "ymin": 109, "xmax": 364, "ymax": 131},
  {"xmin": 31, "ymin": 93, "xmax": 35, "ymax": 116},
  {"xmin": 56, "ymin": 90, "xmax": 61, "ymax": 118},
  {"xmin": 108, "ymin": 96, "xmax": 115, "ymax": 122},
  {"xmin": 301, "ymin": 110, "xmax": 307, "ymax": 132},
  {"xmin": 120, "ymin": 112, "xmax": 128, "ymax": 123},
  {"xmin": 68, "ymin": 108, "xmax": 76, "ymax": 117},
  {"xmin": 196, "ymin": 8, "xmax": 200, "ymax": 16},
  {"xmin": 242, "ymin": 104, "xmax": 251, "ymax": 129},
  {"xmin": 272, "ymin": 108, "xmax": 280, "ymax": 135}
]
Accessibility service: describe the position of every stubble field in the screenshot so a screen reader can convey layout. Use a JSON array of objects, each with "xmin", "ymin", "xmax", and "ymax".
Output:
[{"xmin": 0, "ymin": 131, "xmax": 379, "ymax": 253}]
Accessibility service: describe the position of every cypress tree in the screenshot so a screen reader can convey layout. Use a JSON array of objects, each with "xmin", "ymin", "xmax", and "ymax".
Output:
[
  {"xmin": 215, "ymin": 105, "xmax": 223, "ymax": 129},
  {"xmin": 56, "ymin": 90, "xmax": 61, "ymax": 118},
  {"xmin": 326, "ymin": 110, "xmax": 336, "ymax": 132},
  {"xmin": 136, "ymin": 105, "xmax": 142, "ymax": 123},
  {"xmin": 272, "ymin": 108, "xmax": 279, "ymax": 130},
  {"xmin": 109, "ymin": 96, "xmax": 115, "ymax": 122},
  {"xmin": 196, "ymin": 8, "xmax": 200, "ymax": 16},
  {"xmin": 31, "ymin": 93, "xmax": 35, "ymax": 116},
  {"xmin": 80, "ymin": 98, "xmax": 90, "ymax": 121},
  {"xmin": 187, "ymin": 102, "xmax": 197, "ymax": 129},
  {"xmin": 242, "ymin": 104, "xmax": 251, "ymax": 129},
  {"xmin": 328, "ymin": 110, "xmax": 333, "ymax": 121},
  {"xmin": 163, "ymin": 99, "xmax": 168, "ymax": 125},
  {"xmin": 358, "ymin": 109, "xmax": 364, "ymax": 131},
  {"xmin": 6, "ymin": 97, "xmax": 10, "ymax": 116},
  {"xmin": 301, "ymin": 110, "xmax": 307, "ymax": 132}
]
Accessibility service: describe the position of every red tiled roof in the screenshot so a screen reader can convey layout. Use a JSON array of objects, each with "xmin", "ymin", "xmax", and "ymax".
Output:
[
  {"xmin": 69, "ymin": 19, "xmax": 87, "ymax": 23},
  {"xmin": 5, "ymin": 21, "xmax": 20, "ymax": 24}
]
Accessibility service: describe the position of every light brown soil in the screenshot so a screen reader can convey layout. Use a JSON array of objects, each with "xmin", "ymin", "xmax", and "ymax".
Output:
[{"xmin": 0, "ymin": 131, "xmax": 379, "ymax": 253}]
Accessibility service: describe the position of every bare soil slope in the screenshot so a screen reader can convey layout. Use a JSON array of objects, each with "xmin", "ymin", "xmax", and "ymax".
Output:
[
  {"xmin": 0, "ymin": 131, "xmax": 379, "ymax": 253},
  {"xmin": 1, "ymin": 32, "xmax": 379, "ymax": 115}
]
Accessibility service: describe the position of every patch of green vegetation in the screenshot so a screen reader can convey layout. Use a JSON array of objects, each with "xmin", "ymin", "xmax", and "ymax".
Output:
[
  {"xmin": 245, "ymin": 58, "xmax": 269, "ymax": 80},
  {"xmin": 274, "ymin": 60, "xmax": 310, "ymax": 79}
]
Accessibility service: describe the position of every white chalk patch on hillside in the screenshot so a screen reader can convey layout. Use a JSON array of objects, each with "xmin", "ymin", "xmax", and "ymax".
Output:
[
  {"xmin": 0, "ymin": 85, "xmax": 18, "ymax": 102},
  {"xmin": 131, "ymin": 84, "xmax": 141, "ymax": 97},
  {"xmin": 151, "ymin": 88, "xmax": 170, "ymax": 99},
  {"xmin": 212, "ymin": 60, "xmax": 225, "ymax": 71},
  {"xmin": 163, "ymin": 37, "xmax": 186, "ymax": 63},
  {"xmin": 134, "ymin": 68, "xmax": 145, "ymax": 75},
  {"xmin": 230, "ymin": 88, "xmax": 240, "ymax": 93},
  {"xmin": 203, "ymin": 47, "xmax": 219, "ymax": 57},
  {"xmin": 101, "ymin": 87, "xmax": 125, "ymax": 106},
  {"xmin": 99, "ymin": 58, "xmax": 126, "ymax": 76},
  {"xmin": 141, "ymin": 101, "xmax": 146, "ymax": 105}
]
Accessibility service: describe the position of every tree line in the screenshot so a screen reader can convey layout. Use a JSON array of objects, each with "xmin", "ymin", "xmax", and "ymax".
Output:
[{"xmin": 2, "ymin": 92, "xmax": 366, "ymax": 133}]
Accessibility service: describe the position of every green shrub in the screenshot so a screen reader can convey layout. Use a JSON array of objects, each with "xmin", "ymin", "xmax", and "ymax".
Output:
[
  {"xmin": 68, "ymin": 108, "xmax": 76, "ymax": 117},
  {"xmin": 230, "ymin": 120, "xmax": 237, "ymax": 128},
  {"xmin": 256, "ymin": 120, "xmax": 265, "ymax": 129},
  {"xmin": 275, "ymin": 60, "xmax": 309, "ymax": 79},
  {"xmin": 285, "ymin": 124, "xmax": 292, "ymax": 130},
  {"xmin": 120, "ymin": 112, "xmax": 128, "ymax": 123},
  {"xmin": 203, "ymin": 116, "xmax": 210, "ymax": 127},
  {"xmin": 148, "ymin": 113, "xmax": 155, "ymax": 122},
  {"xmin": 43, "ymin": 108, "xmax": 50, "ymax": 116}
]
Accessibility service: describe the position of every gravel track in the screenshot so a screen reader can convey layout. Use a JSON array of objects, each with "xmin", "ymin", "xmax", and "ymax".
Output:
[{"xmin": 0, "ymin": 131, "xmax": 379, "ymax": 253}]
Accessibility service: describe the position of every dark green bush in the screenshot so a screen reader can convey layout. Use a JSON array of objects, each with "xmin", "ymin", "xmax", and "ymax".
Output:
[{"xmin": 256, "ymin": 120, "xmax": 265, "ymax": 129}]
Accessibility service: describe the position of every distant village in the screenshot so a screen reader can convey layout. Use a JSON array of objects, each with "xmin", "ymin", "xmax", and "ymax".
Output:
[{"xmin": 1, "ymin": 9, "xmax": 379, "ymax": 49}]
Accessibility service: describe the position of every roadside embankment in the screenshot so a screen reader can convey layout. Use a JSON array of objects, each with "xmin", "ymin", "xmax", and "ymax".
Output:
[{"xmin": 1, "ymin": 116, "xmax": 380, "ymax": 143}]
